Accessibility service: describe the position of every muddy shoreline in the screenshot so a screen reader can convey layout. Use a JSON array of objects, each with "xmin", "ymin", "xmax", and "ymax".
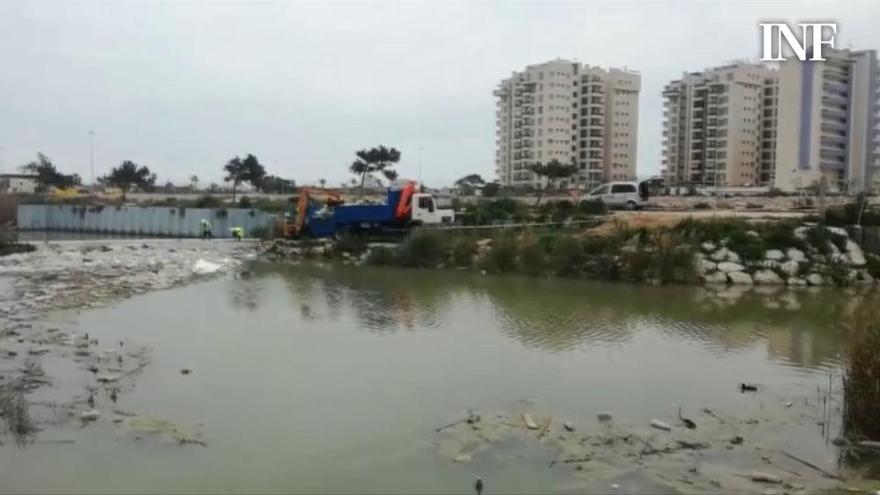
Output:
[{"xmin": 0, "ymin": 239, "xmax": 256, "ymax": 448}]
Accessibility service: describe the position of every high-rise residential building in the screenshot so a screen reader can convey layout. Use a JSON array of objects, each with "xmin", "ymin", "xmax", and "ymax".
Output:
[
  {"xmin": 494, "ymin": 59, "xmax": 640, "ymax": 190},
  {"xmin": 774, "ymin": 48, "xmax": 880, "ymax": 192},
  {"xmin": 661, "ymin": 62, "xmax": 778, "ymax": 188}
]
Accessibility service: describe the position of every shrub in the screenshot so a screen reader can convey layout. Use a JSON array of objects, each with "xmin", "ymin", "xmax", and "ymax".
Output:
[
  {"xmin": 0, "ymin": 241, "xmax": 36, "ymax": 257},
  {"xmin": 577, "ymin": 199, "xmax": 607, "ymax": 216},
  {"xmin": 693, "ymin": 202, "xmax": 712, "ymax": 210},
  {"xmin": 397, "ymin": 229, "xmax": 447, "ymax": 268},
  {"xmin": 804, "ymin": 226, "xmax": 846, "ymax": 255},
  {"xmin": 238, "ymin": 196, "xmax": 253, "ymax": 208},
  {"xmin": 365, "ymin": 246, "xmax": 396, "ymax": 266},
  {"xmin": 844, "ymin": 292, "xmax": 880, "ymax": 440},
  {"xmin": 450, "ymin": 236, "xmax": 477, "ymax": 267},
  {"xmin": 335, "ymin": 233, "xmax": 368, "ymax": 254},
  {"xmin": 761, "ymin": 222, "xmax": 805, "ymax": 251},
  {"xmin": 518, "ymin": 238, "xmax": 546, "ymax": 276},
  {"xmin": 547, "ymin": 235, "xmax": 585, "ymax": 276},
  {"xmin": 726, "ymin": 229, "xmax": 764, "ymax": 262},
  {"xmin": 482, "ymin": 234, "xmax": 518, "ymax": 273},
  {"xmin": 195, "ymin": 195, "xmax": 223, "ymax": 208},
  {"xmin": 866, "ymin": 254, "xmax": 880, "ymax": 279}
]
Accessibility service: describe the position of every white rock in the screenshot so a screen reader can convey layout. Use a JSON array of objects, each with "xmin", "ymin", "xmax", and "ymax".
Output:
[
  {"xmin": 192, "ymin": 259, "xmax": 222, "ymax": 275},
  {"xmin": 764, "ymin": 249, "xmax": 784, "ymax": 261},
  {"xmin": 703, "ymin": 271, "xmax": 728, "ymax": 284},
  {"xmin": 828, "ymin": 242, "xmax": 841, "ymax": 255},
  {"xmin": 858, "ymin": 270, "xmax": 875, "ymax": 285},
  {"xmin": 779, "ymin": 260, "xmax": 800, "ymax": 277},
  {"xmin": 717, "ymin": 262, "xmax": 745, "ymax": 273},
  {"xmin": 845, "ymin": 240, "xmax": 866, "ymax": 266},
  {"xmin": 453, "ymin": 453, "xmax": 473, "ymax": 463},
  {"xmin": 522, "ymin": 413, "xmax": 538, "ymax": 430},
  {"xmin": 794, "ymin": 226, "xmax": 808, "ymax": 240},
  {"xmin": 701, "ymin": 242, "xmax": 717, "ymax": 252},
  {"xmin": 710, "ymin": 248, "xmax": 729, "ymax": 262},
  {"xmin": 650, "ymin": 419, "xmax": 672, "ymax": 431},
  {"xmin": 698, "ymin": 259, "xmax": 717, "ymax": 274},
  {"xmin": 753, "ymin": 269, "xmax": 784, "ymax": 285},
  {"xmin": 787, "ymin": 277, "xmax": 807, "ymax": 286},
  {"xmin": 727, "ymin": 271, "xmax": 754, "ymax": 285},
  {"xmin": 80, "ymin": 409, "xmax": 101, "ymax": 421},
  {"xmin": 827, "ymin": 226, "xmax": 849, "ymax": 238},
  {"xmin": 806, "ymin": 273, "xmax": 826, "ymax": 286},
  {"xmin": 786, "ymin": 248, "xmax": 806, "ymax": 262}
]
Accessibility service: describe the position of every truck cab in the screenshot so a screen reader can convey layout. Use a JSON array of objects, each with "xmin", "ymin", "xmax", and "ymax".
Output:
[{"xmin": 411, "ymin": 193, "xmax": 455, "ymax": 225}]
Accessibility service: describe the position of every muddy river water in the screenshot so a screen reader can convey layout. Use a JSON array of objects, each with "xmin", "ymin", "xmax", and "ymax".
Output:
[{"xmin": 0, "ymin": 260, "xmax": 874, "ymax": 493}]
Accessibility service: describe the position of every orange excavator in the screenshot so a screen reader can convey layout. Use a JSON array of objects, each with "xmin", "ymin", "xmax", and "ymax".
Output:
[{"xmin": 277, "ymin": 188, "xmax": 344, "ymax": 238}]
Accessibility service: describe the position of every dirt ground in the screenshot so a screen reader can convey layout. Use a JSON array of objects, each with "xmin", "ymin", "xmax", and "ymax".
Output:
[{"xmin": 587, "ymin": 210, "xmax": 808, "ymax": 236}]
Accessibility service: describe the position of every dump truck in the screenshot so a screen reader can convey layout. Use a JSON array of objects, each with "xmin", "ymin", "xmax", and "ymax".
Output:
[{"xmin": 278, "ymin": 181, "xmax": 454, "ymax": 238}]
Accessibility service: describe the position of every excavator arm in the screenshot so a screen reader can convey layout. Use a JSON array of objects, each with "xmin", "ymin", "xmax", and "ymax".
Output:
[{"xmin": 279, "ymin": 188, "xmax": 343, "ymax": 238}]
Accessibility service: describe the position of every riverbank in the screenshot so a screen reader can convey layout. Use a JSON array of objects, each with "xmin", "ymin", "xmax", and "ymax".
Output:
[
  {"xmin": 0, "ymin": 239, "xmax": 255, "ymax": 448},
  {"xmin": 260, "ymin": 217, "xmax": 880, "ymax": 288}
]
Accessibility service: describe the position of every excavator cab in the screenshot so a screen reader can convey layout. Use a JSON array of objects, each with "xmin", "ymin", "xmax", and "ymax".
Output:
[{"xmin": 277, "ymin": 189, "xmax": 343, "ymax": 238}]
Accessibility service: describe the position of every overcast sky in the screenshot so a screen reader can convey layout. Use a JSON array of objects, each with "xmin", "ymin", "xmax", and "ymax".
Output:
[{"xmin": 1, "ymin": 1, "xmax": 878, "ymax": 187}]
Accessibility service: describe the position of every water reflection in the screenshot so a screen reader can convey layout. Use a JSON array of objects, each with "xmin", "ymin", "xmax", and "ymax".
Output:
[{"xmin": 246, "ymin": 262, "xmax": 864, "ymax": 371}]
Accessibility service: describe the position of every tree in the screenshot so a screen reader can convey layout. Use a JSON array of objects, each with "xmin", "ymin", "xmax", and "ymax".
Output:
[
  {"xmin": 223, "ymin": 154, "xmax": 266, "ymax": 204},
  {"xmin": 19, "ymin": 153, "xmax": 80, "ymax": 191},
  {"xmin": 258, "ymin": 175, "xmax": 296, "ymax": 194},
  {"xmin": 528, "ymin": 159, "xmax": 577, "ymax": 206},
  {"xmin": 98, "ymin": 160, "xmax": 156, "ymax": 201},
  {"xmin": 163, "ymin": 181, "xmax": 175, "ymax": 193},
  {"xmin": 348, "ymin": 146, "xmax": 401, "ymax": 196},
  {"xmin": 482, "ymin": 182, "xmax": 501, "ymax": 198},
  {"xmin": 455, "ymin": 174, "xmax": 486, "ymax": 195},
  {"xmin": 189, "ymin": 175, "xmax": 200, "ymax": 192},
  {"xmin": 318, "ymin": 178, "xmax": 327, "ymax": 189}
]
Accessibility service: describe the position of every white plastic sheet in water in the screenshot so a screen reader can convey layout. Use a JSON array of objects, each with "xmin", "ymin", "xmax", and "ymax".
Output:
[{"xmin": 192, "ymin": 259, "xmax": 222, "ymax": 275}]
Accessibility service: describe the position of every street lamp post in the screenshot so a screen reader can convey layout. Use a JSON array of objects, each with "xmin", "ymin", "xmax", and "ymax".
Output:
[
  {"xmin": 418, "ymin": 147, "xmax": 423, "ymax": 185},
  {"xmin": 0, "ymin": 145, "xmax": 5, "ymax": 175},
  {"xmin": 89, "ymin": 131, "xmax": 95, "ymax": 186}
]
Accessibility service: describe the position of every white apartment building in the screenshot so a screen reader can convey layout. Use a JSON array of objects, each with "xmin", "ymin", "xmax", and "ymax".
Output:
[
  {"xmin": 774, "ymin": 48, "xmax": 880, "ymax": 192},
  {"xmin": 495, "ymin": 59, "xmax": 640, "ymax": 190},
  {"xmin": 0, "ymin": 174, "xmax": 39, "ymax": 193},
  {"xmin": 662, "ymin": 62, "xmax": 778, "ymax": 188}
]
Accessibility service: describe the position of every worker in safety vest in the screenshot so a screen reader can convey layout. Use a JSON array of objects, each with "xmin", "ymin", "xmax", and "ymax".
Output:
[
  {"xmin": 200, "ymin": 218, "xmax": 213, "ymax": 240},
  {"xmin": 230, "ymin": 227, "xmax": 244, "ymax": 241}
]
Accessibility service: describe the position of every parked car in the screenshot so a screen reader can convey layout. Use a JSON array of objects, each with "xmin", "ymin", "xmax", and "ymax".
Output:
[{"xmin": 583, "ymin": 181, "xmax": 649, "ymax": 210}]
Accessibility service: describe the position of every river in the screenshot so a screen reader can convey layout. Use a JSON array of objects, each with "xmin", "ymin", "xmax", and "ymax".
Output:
[{"xmin": 0, "ymin": 262, "xmax": 872, "ymax": 493}]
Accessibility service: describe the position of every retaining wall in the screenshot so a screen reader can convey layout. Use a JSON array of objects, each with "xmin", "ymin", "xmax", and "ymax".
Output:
[{"xmin": 17, "ymin": 204, "xmax": 276, "ymax": 238}]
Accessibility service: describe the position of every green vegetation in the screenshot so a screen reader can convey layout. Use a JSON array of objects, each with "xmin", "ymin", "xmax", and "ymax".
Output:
[
  {"xmin": 0, "ymin": 241, "xmax": 36, "ymax": 257},
  {"xmin": 349, "ymin": 146, "xmax": 401, "ymax": 196},
  {"xmin": 223, "ymin": 154, "xmax": 266, "ymax": 205},
  {"xmin": 19, "ymin": 153, "xmax": 80, "ymax": 191},
  {"xmin": 844, "ymin": 291, "xmax": 880, "ymax": 441},
  {"xmin": 824, "ymin": 202, "xmax": 880, "ymax": 227},
  {"xmin": 98, "ymin": 160, "xmax": 157, "ymax": 201}
]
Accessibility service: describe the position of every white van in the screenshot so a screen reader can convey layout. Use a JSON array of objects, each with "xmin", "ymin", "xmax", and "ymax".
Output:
[{"xmin": 583, "ymin": 181, "xmax": 649, "ymax": 210}]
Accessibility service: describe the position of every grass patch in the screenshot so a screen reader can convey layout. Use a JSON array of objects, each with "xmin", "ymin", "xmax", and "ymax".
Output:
[{"xmin": 0, "ymin": 241, "xmax": 36, "ymax": 257}]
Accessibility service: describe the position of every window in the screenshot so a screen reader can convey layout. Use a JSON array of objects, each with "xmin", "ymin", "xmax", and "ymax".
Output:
[{"xmin": 611, "ymin": 184, "xmax": 637, "ymax": 193}]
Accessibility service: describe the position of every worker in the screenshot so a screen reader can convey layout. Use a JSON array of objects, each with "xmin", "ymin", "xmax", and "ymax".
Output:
[
  {"xmin": 200, "ymin": 218, "xmax": 213, "ymax": 240},
  {"xmin": 230, "ymin": 226, "xmax": 244, "ymax": 241}
]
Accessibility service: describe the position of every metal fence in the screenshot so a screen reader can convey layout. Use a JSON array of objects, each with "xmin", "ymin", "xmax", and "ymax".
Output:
[{"xmin": 17, "ymin": 204, "xmax": 276, "ymax": 238}]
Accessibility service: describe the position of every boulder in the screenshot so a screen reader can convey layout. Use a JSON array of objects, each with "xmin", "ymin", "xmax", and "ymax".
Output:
[
  {"xmin": 710, "ymin": 248, "xmax": 730, "ymax": 262},
  {"xmin": 806, "ymin": 273, "xmax": 826, "ymax": 286},
  {"xmin": 753, "ymin": 269, "xmax": 784, "ymax": 285},
  {"xmin": 857, "ymin": 269, "xmax": 875, "ymax": 285},
  {"xmin": 779, "ymin": 260, "xmax": 800, "ymax": 277},
  {"xmin": 764, "ymin": 249, "xmax": 784, "ymax": 261},
  {"xmin": 717, "ymin": 261, "xmax": 745, "ymax": 273},
  {"xmin": 701, "ymin": 242, "xmax": 717, "ymax": 252},
  {"xmin": 845, "ymin": 240, "xmax": 866, "ymax": 266},
  {"xmin": 827, "ymin": 226, "xmax": 849, "ymax": 238},
  {"xmin": 759, "ymin": 260, "xmax": 779, "ymax": 269},
  {"xmin": 726, "ymin": 251, "xmax": 742, "ymax": 263},
  {"xmin": 794, "ymin": 226, "xmax": 808, "ymax": 240},
  {"xmin": 698, "ymin": 259, "xmax": 717, "ymax": 274},
  {"xmin": 727, "ymin": 271, "xmax": 754, "ymax": 285},
  {"xmin": 702, "ymin": 271, "xmax": 728, "ymax": 284},
  {"xmin": 787, "ymin": 277, "xmax": 807, "ymax": 286},
  {"xmin": 786, "ymin": 248, "xmax": 806, "ymax": 262}
]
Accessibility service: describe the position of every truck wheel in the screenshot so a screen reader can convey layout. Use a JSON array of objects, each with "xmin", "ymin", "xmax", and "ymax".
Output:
[{"xmin": 626, "ymin": 200, "xmax": 638, "ymax": 211}]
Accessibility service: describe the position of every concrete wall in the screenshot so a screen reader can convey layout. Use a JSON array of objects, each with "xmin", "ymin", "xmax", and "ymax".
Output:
[{"xmin": 17, "ymin": 204, "xmax": 276, "ymax": 238}]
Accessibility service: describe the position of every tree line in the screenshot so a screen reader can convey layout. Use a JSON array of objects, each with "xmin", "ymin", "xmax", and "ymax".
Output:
[{"xmin": 14, "ymin": 144, "xmax": 532, "ymax": 203}]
